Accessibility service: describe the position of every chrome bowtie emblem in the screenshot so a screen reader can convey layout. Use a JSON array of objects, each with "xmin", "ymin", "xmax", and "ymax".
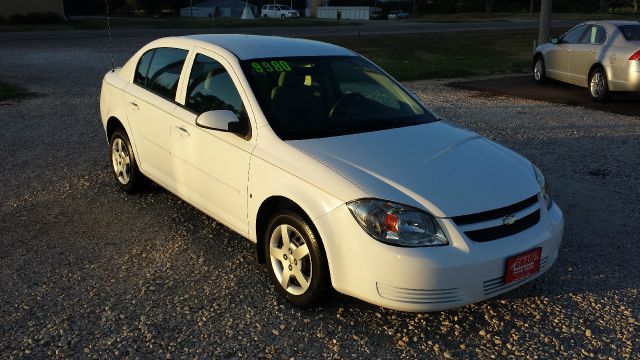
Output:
[{"xmin": 503, "ymin": 214, "xmax": 517, "ymax": 226}]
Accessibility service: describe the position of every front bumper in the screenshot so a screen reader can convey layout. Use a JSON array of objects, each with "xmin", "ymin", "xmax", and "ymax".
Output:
[{"xmin": 315, "ymin": 199, "xmax": 564, "ymax": 312}]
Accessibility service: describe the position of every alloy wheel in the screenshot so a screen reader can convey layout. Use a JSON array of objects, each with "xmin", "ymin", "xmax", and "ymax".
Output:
[
  {"xmin": 269, "ymin": 224, "xmax": 312, "ymax": 296},
  {"xmin": 111, "ymin": 138, "xmax": 131, "ymax": 185},
  {"xmin": 590, "ymin": 72, "xmax": 605, "ymax": 98},
  {"xmin": 534, "ymin": 60, "xmax": 543, "ymax": 81}
]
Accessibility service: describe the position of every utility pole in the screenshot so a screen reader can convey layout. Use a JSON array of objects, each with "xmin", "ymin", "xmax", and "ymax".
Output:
[
  {"xmin": 530, "ymin": 0, "xmax": 534, "ymax": 15},
  {"xmin": 538, "ymin": 0, "xmax": 552, "ymax": 44}
]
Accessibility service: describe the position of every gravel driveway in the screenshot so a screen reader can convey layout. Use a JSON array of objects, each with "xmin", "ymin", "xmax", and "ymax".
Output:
[{"xmin": 0, "ymin": 35, "xmax": 638, "ymax": 359}]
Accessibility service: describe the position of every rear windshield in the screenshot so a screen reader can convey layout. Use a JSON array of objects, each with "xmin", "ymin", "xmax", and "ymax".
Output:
[
  {"xmin": 618, "ymin": 25, "xmax": 640, "ymax": 41},
  {"xmin": 241, "ymin": 56, "xmax": 436, "ymax": 140}
]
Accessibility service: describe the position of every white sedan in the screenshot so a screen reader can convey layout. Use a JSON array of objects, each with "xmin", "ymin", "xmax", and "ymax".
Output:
[
  {"xmin": 533, "ymin": 20, "xmax": 640, "ymax": 101},
  {"xmin": 100, "ymin": 35, "xmax": 564, "ymax": 312}
]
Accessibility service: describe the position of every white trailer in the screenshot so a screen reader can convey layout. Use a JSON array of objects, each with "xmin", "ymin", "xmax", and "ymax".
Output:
[{"xmin": 316, "ymin": 6, "xmax": 372, "ymax": 20}]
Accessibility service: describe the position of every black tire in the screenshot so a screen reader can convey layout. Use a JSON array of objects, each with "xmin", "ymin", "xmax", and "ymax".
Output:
[
  {"xmin": 262, "ymin": 14, "xmax": 268, "ymax": 18},
  {"xmin": 109, "ymin": 128, "xmax": 145, "ymax": 193},
  {"xmin": 589, "ymin": 67, "xmax": 609, "ymax": 102},
  {"xmin": 281, "ymin": 14, "xmax": 286, "ymax": 19},
  {"xmin": 532, "ymin": 56, "xmax": 547, "ymax": 83},
  {"xmin": 263, "ymin": 210, "xmax": 331, "ymax": 307}
]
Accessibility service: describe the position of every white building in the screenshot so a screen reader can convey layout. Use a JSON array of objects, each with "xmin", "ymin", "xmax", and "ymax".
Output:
[{"xmin": 180, "ymin": 0, "xmax": 257, "ymax": 18}]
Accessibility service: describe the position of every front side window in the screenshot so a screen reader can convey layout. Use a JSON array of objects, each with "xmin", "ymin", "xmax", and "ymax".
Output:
[
  {"xmin": 562, "ymin": 25, "xmax": 588, "ymax": 44},
  {"xmin": 241, "ymin": 56, "xmax": 436, "ymax": 140},
  {"xmin": 186, "ymin": 54, "xmax": 245, "ymax": 118},
  {"xmin": 143, "ymin": 47, "xmax": 188, "ymax": 100}
]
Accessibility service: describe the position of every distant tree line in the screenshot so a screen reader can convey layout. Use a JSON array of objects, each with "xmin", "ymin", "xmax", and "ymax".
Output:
[{"xmin": 63, "ymin": 0, "xmax": 639, "ymax": 15}]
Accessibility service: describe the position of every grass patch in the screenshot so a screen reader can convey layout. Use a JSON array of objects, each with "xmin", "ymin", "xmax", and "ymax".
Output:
[
  {"xmin": 315, "ymin": 28, "xmax": 569, "ymax": 81},
  {"xmin": 0, "ymin": 82, "xmax": 26, "ymax": 101},
  {"xmin": 0, "ymin": 17, "xmax": 356, "ymax": 32}
]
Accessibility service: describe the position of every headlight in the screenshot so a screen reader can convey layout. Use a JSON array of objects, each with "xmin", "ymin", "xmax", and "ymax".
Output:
[
  {"xmin": 533, "ymin": 164, "xmax": 552, "ymax": 209},
  {"xmin": 346, "ymin": 199, "xmax": 448, "ymax": 247}
]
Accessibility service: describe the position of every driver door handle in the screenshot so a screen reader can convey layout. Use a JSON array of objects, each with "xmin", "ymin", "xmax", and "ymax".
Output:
[
  {"xmin": 129, "ymin": 102, "xmax": 139, "ymax": 110},
  {"xmin": 175, "ymin": 125, "xmax": 190, "ymax": 137}
]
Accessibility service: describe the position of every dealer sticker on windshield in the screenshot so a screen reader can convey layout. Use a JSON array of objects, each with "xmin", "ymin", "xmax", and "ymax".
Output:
[
  {"xmin": 504, "ymin": 248, "xmax": 542, "ymax": 284},
  {"xmin": 251, "ymin": 60, "xmax": 292, "ymax": 73}
]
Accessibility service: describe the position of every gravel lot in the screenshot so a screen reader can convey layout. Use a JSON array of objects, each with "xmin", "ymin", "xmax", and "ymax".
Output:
[{"xmin": 1, "ymin": 35, "xmax": 639, "ymax": 359}]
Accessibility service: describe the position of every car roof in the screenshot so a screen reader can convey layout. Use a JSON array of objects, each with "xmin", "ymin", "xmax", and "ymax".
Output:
[
  {"xmin": 178, "ymin": 34, "xmax": 354, "ymax": 60},
  {"xmin": 585, "ymin": 20, "xmax": 640, "ymax": 26}
]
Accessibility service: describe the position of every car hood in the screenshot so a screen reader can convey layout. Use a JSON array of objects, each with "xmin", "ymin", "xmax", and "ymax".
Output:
[{"xmin": 287, "ymin": 122, "xmax": 540, "ymax": 218}]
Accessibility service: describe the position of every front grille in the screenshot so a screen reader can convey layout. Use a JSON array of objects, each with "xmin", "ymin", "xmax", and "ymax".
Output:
[
  {"xmin": 464, "ymin": 210, "xmax": 540, "ymax": 242},
  {"xmin": 452, "ymin": 195, "xmax": 538, "ymax": 226}
]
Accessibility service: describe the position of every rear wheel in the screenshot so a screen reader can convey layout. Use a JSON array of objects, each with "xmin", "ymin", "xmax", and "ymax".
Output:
[
  {"xmin": 533, "ymin": 56, "xmax": 547, "ymax": 83},
  {"xmin": 109, "ymin": 128, "xmax": 145, "ymax": 193},
  {"xmin": 262, "ymin": 14, "xmax": 268, "ymax": 18},
  {"xmin": 589, "ymin": 67, "xmax": 609, "ymax": 101},
  {"xmin": 264, "ymin": 210, "xmax": 330, "ymax": 307}
]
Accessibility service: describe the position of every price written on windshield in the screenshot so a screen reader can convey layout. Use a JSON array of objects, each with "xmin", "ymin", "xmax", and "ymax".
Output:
[{"xmin": 251, "ymin": 61, "xmax": 292, "ymax": 73}]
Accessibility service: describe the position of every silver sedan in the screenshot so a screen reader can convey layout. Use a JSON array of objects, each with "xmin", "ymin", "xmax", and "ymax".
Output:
[{"xmin": 533, "ymin": 21, "xmax": 640, "ymax": 101}]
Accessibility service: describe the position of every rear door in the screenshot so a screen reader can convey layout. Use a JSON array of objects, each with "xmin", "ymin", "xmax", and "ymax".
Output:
[
  {"xmin": 569, "ymin": 24, "xmax": 607, "ymax": 86},
  {"xmin": 123, "ymin": 47, "xmax": 189, "ymax": 186}
]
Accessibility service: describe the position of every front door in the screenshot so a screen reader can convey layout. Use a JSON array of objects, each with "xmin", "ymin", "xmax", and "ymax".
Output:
[
  {"xmin": 547, "ymin": 24, "xmax": 589, "ymax": 82},
  {"xmin": 171, "ymin": 50, "xmax": 255, "ymax": 234}
]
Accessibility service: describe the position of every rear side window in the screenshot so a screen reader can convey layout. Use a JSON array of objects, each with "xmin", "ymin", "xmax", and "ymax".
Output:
[
  {"xmin": 619, "ymin": 25, "xmax": 640, "ymax": 41},
  {"xmin": 185, "ymin": 54, "xmax": 244, "ymax": 118},
  {"xmin": 134, "ymin": 49, "xmax": 154, "ymax": 87},
  {"xmin": 583, "ymin": 25, "xmax": 607, "ymax": 44},
  {"xmin": 141, "ymin": 47, "xmax": 188, "ymax": 101}
]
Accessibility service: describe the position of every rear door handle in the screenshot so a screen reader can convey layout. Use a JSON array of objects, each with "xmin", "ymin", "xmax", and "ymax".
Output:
[
  {"xmin": 175, "ymin": 126, "xmax": 190, "ymax": 137},
  {"xmin": 129, "ymin": 102, "xmax": 139, "ymax": 110}
]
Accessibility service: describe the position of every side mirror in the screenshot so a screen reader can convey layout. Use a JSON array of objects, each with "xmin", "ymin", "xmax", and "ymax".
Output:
[
  {"xmin": 551, "ymin": 37, "xmax": 560, "ymax": 45},
  {"xmin": 195, "ymin": 110, "xmax": 248, "ymax": 137}
]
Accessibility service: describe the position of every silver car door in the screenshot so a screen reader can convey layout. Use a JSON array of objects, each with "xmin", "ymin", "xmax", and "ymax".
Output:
[
  {"xmin": 569, "ymin": 25, "xmax": 606, "ymax": 86},
  {"xmin": 548, "ymin": 25, "xmax": 588, "ymax": 81}
]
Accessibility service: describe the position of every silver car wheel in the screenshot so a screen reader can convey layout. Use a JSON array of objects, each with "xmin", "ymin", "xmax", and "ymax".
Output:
[
  {"xmin": 590, "ymin": 72, "xmax": 605, "ymax": 98},
  {"xmin": 111, "ymin": 138, "xmax": 131, "ymax": 185},
  {"xmin": 269, "ymin": 224, "xmax": 312, "ymax": 296},
  {"xmin": 534, "ymin": 59, "xmax": 544, "ymax": 81}
]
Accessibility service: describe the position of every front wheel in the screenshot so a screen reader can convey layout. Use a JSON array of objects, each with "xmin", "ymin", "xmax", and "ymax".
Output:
[
  {"xmin": 589, "ymin": 67, "xmax": 609, "ymax": 101},
  {"xmin": 281, "ymin": 14, "xmax": 286, "ymax": 19},
  {"xmin": 264, "ymin": 211, "xmax": 331, "ymax": 307},
  {"xmin": 533, "ymin": 57, "xmax": 547, "ymax": 83}
]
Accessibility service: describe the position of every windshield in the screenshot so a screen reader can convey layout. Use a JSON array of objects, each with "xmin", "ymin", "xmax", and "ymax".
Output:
[
  {"xmin": 619, "ymin": 25, "xmax": 640, "ymax": 41},
  {"xmin": 241, "ymin": 56, "xmax": 436, "ymax": 140}
]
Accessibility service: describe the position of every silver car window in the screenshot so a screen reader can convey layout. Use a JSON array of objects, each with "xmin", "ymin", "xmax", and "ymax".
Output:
[
  {"xmin": 619, "ymin": 25, "xmax": 640, "ymax": 41},
  {"xmin": 562, "ymin": 25, "xmax": 588, "ymax": 44},
  {"xmin": 582, "ymin": 25, "xmax": 607, "ymax": 45}
]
